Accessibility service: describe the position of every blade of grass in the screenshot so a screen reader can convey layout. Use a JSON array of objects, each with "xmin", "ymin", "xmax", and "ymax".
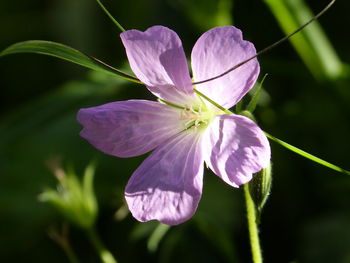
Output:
[
  {"xmin": 264, "ymin": 0, "xmax": 343, "ymax": 80},
  {"xmin": 194, "ymin": 89, "xmax": 350, "ymax": 175},
  {"xmin": 286, "ymin": 0, "xmax": 343, "ymax": 79},
  {"xmin": 265, "ymin": 132, "xmax": 350, "ymax": 175}
]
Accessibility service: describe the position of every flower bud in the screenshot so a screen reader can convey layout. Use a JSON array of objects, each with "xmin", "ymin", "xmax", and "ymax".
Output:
[
  {"xmin": 39, "ymin": 162, "xmax": 98, "ymax": 229},
  {"xmin": 248, "ymin": 162, "xmax": 272, "ymax": 221}
]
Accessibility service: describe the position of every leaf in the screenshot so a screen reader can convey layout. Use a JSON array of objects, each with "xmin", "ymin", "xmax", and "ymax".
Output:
[
  {"xmin": 246, "ymin": 74, "xmax": 268, "ymax": 113},
  {"xmin": 196, "ymin": 87, "xmax": 350, "ymax": 176},
  {"xmin": 263, "ymin": 0, "xmax": 343, "ymax": 81},
  {"xmin": 265, "ymin": 132, "xmax": 350, "ymax": 175},
  {"xmin": 170, "ymin": 0, "xmax": 232, "ymax": 31},
  {"xmin": 286, "ymin": 0, "xmax": 344, "ymax": 80},
  {"xmin": 147, "ymin": 223, "xmax": 171, "ymax": 253},
  {"xmin": 0, "ymin": 40, "xmax": 140, "ymax": 83}
]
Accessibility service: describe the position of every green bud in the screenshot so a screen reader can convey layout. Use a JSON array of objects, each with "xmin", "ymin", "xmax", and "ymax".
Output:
[
  {"xmin": 39, "ymin": 162, "xmax": 98, "ymax": 229},
  {"xmin": 248, "ymin": 163, "xmax": 272, "ymax": 222}
]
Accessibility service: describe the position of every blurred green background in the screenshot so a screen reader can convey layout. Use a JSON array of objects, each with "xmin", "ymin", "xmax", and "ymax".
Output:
[{"xmin": 1, "ymin": 0, "xmax": 350, "ymax": 262}]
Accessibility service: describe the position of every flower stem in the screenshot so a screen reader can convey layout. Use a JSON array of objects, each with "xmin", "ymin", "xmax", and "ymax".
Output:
[
  {"xmin": 48, "ymin": 224, "xmax": 82, "ymax": 263},
  {"xmin": 195, "ymin": 89, "xmax": 350, "ymax": 176},
  {"xmin": 244, "ymin": 184, "xmax": 263, "ymax": 263},
  {"xmin": 264, "ymin": 132, "xmax": 350, "ymax": 175},
  {"xmin": 86, "ymin": 227, "xmax": 118, "ymax": 263},
  {"xmin": 64, "ymin": 245, "xmax": 81, "ymax": 263},
  {"xmin": 194, "ymin": 89, "xmax": 231, "ymax": 114},
  {"xmin": 95, "ymin": 0, "xmax": 126, "ymax": 32}
]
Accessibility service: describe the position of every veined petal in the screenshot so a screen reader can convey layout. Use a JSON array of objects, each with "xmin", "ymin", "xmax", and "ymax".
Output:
[
  {"xmin": 77, "ymin": 100, "xmax": 185, "ymax": 158},
  {"xmin": 125, "ymin": 130, "xmax": 204, "ymax": 225},
  {"xmin": 203, "ymin": 114, "xmax": 270, "ymax": 187},
  {"xmin": 121, "ymin": 26, "xmax": 196, "ymax": 105},
  {"xmin": 191, "ymin": 26, "xmax": 260, "ymax": 109}
]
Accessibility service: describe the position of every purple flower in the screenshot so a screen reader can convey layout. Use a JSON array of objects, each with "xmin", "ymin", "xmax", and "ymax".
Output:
[{"xmin": 77, "ymin": 26, "xmax": 270, "ymax": 225}]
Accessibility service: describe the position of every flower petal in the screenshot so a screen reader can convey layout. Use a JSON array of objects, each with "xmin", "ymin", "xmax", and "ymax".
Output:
[
  {"xmin": 203, "ymin": 114, "xmax": 270, "ymax": 187},
  {"xmin": 121, "ymin": 26, "xmax": 195, "ymax": 105},
  {"xmin": 125, "ymin": 130, "xmax": 204, "ymax": 225},
  {"xmin": 77, "ymin": 100, "xmax": 185, "ymax": 158},
  {"xmin": 191, "ymin": 26, "xmax": 260, "ymax": 109}
]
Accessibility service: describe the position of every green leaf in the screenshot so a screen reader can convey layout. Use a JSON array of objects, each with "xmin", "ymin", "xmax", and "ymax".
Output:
[
  {"xmin": 265, "ymin": 132, "xmax": 350, "ymax": 176},
  {"xmin": 286, "ymin": 0, "xmax": 344, "ymax": 80},
  {"xmin": 246, "ymin": 74, "xmax": 268, "ymax": 113},
  {"xmin": 170, "ymin": 0, "xmax": 232, "ymax": 31},
  {"xmin": 147, "ymin": 223, "xmax": 171, "ymax": 253},
  {"xmin": 0, "ymin": 40, "xmax": 140, "ymax": 83},
  {"xmin": 196, "ymin": 85, "xmax": 350, "ymax": 176},
  {"xmin": 263, "ymin": 0, "xmax": 343, "ymax": 81}
]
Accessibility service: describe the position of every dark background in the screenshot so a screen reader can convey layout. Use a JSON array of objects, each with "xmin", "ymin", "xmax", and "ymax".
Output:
[{"xmin": 1, "ymin": 0, "xmax": 350, "ymax": 262}]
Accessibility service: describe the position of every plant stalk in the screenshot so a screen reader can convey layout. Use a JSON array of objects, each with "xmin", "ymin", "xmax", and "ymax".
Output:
[
  {"xmin": 244, "ymin": 184, "xmax": 263, "ymax": 263},
  {"xmin": 86, "ymin": 227, "xmax": 118, "ymax": 263}
]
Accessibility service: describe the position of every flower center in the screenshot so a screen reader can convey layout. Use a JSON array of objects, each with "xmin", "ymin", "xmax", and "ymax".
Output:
[{"xmin": 181, "ymin": 105, "xmax": 214, "ymax": 131}]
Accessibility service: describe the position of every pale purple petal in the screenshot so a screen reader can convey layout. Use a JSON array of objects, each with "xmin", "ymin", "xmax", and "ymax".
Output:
[
  {"xmin": 121, "ymin": 26, "xmax": 196, "ymax": 105},
  {"xmin": 125, "ymin": 130, "xmax": 204, "ymax": 225},
  {"xmin": 191, "ymin": 26, "xmax": 260, "ymax": 109},
  {"xmin": 77, "ymin": 100, "xmax": 186, "ymax": 158},
  {"xmin": 203, "ymin": 114, "xmax": 270, "ymax": 187}
]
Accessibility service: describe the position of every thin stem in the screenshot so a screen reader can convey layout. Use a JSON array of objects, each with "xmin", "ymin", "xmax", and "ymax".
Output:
[
  {"xmin": 95, "ymin": 0, "xmax": 126, "ymax": 32},
  {"xmin": 86, "ymin": 227, "xmax": 118, "ymax": 263},
  {"xmin": 86, "ymin": 54, "xmax": 142, "ymax": 84},
  {"xmin": 157, "ymin": 98, "xmax": 186, "ymax": 110},
  {"xmin": 265, "ymin": 132, "xmax": 350, "ymax": 175},
  {"xmin": 244, "ymin": 184, "xmax": 263, "ymax": 263},
  {"xmin": 194, "ymin": 89, "xmax": 231, "ymax": 114},
  {"xmin": 48, "ymin": 224, "xmax": 81, "ymax": 263},
  {"xmin": 64, "ymin": 246, "xmax": 81, "ymax": 263},
  {"xmin": 192, "ymin": 0, "xmax": 336, "ymax": 86},
  {"xmin": 194, "ymin": 90, "xmax": 350, "ymax": 175}
]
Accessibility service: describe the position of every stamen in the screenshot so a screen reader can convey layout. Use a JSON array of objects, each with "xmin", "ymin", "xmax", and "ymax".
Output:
[{"xmin": 181, "ymin": 105, "xmax": 213, "ymax": 130}]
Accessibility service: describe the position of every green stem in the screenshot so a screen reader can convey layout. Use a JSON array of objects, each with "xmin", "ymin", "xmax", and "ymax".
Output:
[
  {"xmin": 95, "ymin": 0, "xmax": 126, "ymax": 32},
  {"xmin": 265, "ymin": 132, "xmax": 350, "ymax": 175},
  {"xmin": 244, "ymin": 184, "xmax": 263, "ymax": 263},
  {"xmin": 194, "ymin": 89, "xmax": 350, "ymax": 176},
  {"xmin": 157, "ymin": 98, "xmax": 185, "ymax": 110},
  {"xmin": 86, "ymin": 227, "xmax": 118, "ymax": 263},
  {"xmin": 194, "ymin": 89, "xmax": 231, "ymax": 114},
  {"xmin": 64, "ymin": 245, "xmax": 81, "ymax": 263},
  {"xmin": 48, "ymin": 224, "xmax": 82, "ymax": 263},
  {"xmin": 196, "ymin": 89, "xmax": 265, "ymax": 261}
]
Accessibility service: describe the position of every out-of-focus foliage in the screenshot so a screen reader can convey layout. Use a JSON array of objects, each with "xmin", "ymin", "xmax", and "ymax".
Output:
[
  {"xmin": 1, "ymin": 0, "xmax": 350, "ymax": 262},
  {"xmin": 264, "ymin": 0, "xmax": 344, "ymax": 81},
  {"xmin": 39, "ymin": 162, "xmax": 98, "ymax": 229}
]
